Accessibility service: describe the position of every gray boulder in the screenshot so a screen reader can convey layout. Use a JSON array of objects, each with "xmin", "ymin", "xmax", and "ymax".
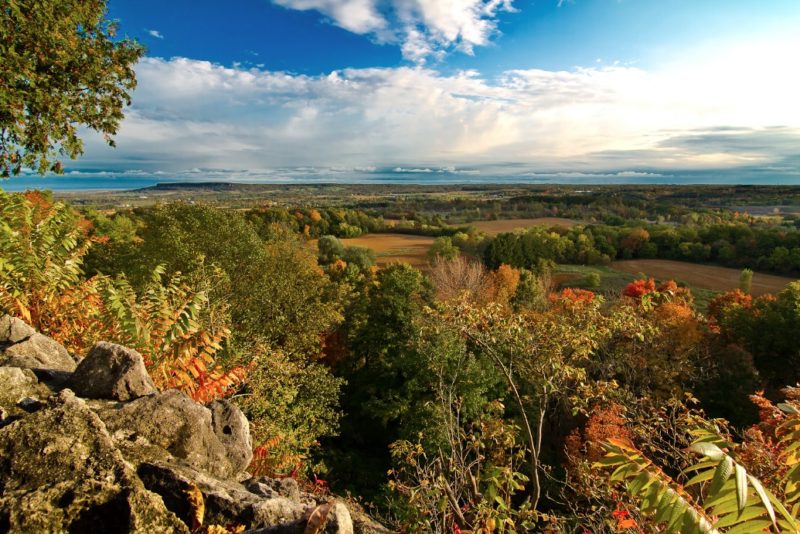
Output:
[
  {"xmin": 138, "ymin": 461, "xmax": 306, "ymax": 531},
  {"xmin": 244, "ymin": 477, "xmax": 302, "ymax": 502},
  {"xmin": 0, "ymin": 389, "xmax": 187, "ymax": 533},
  {"xmin": 211, "ymin": 398, "xmax": 253, "ymax": 473},
  {"xmin": 325, "ymin": 502, "xmax": 354, "ymax": 534},
  {"xmin": 69, "ymin": 341, "xmax": 157, "ymax": 401},
  {"xmin": 1, "ymin": 332, "xmax": 76, "ymax": 372},
  {"xmin": 0, "ymin": 315, "xmax": 35, "ymax": 344},
  {"xmin": 350, "ymin": 508, "xmax": 393, "ymax": 534},
  {"xmin": 96, "ymin": 389, "xmax": 250, "ymax": 479}
]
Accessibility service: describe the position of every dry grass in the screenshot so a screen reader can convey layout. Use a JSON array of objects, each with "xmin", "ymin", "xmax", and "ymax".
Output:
[
  {"xmin": 341, "ymin": 233, "xmax": 435, "ymax": 268},
  {"xmin": 610, "ymin": 259, "xmax": 796, "ymax": 296},
  {"xmin": 465, "ymin": 218, "xmax": 577, "ymax": 236}
]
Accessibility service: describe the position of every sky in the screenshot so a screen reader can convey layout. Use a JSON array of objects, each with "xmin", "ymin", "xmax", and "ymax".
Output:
[{"xmin": 43, "ymin": 0, "xmax": 800, "ymax": 184}]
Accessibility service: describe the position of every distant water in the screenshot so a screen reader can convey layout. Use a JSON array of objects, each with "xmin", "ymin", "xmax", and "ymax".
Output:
[
  {"xmin": 0, "ymin": 176, "xmax": 176, "ymax": 192},
  {"xmin": 2, "ymin": 171, "xmax": 799, "ymax": 192}
]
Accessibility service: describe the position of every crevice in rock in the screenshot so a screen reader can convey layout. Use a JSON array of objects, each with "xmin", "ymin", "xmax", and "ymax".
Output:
[{"xmin": 66, "ymin": 493, "xmax": 132, "ymax": 534}]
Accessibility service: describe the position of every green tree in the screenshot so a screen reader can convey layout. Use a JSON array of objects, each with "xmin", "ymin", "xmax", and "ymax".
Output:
[
  {"xmin": 341, "ymin": 245, "xmax": 376, "ymax": 271},
  {"xmin": 739, "ymin": 268, "xmax": 754, "ymax": 294},
  {"xmin": 720, "ymin": 281, "xmax": 800, "ymax": 388},
  {"xmin": 317, "ymin": 235, "xmax": 345, "ymax": 265},
  {"xmin": 1, "ymin": 0, "xmax": 143, "ymax": 176},
  {"xmin": 427, "ymin": 236, "xmax": 459, "ymax": 261}
]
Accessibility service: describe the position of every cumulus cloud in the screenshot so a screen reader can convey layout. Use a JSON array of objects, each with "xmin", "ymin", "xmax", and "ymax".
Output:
[
  {"xmin": 75, "ymin": 46, "xmax": 800, "ymax": 178},
  {"xmin": 270, "ymin": 0, "xmax": 514, "ymax": 62},
  {"xmin": 147, "ymin": 29, "xmax": 164, "ymax": 39}
]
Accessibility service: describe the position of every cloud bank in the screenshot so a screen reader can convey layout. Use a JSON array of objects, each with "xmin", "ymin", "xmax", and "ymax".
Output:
[
  {"xmin": 270, "ymin": 0, "xmax": 515, "ymax": 62},
  {"xmin": 76, "ymin": 44, "xmax": 800, "ymax": 180}
]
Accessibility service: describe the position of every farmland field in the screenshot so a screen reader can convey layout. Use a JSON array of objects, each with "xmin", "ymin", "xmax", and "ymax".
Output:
[
  {"xmin": 342, "ymin": 233, "xmax": 435, "ymax": 267},
  {"xmin": 466, "ymin": 217, "xmax": 577, "ymax": 235},
  {"xmin": 610, "ymin": 259, "xmax": 796, "ymax": 296}
]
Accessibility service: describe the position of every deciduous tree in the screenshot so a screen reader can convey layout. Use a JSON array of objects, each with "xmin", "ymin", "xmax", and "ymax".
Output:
[{"xmin": 1, "ymin": 0, "xmax": 143, "ymax": 176}]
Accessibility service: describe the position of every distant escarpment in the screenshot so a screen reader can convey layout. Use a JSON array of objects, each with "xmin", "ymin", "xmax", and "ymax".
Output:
[{"xmin": 0, "ymin": 315, "xmax": 387, "ymax": 534}]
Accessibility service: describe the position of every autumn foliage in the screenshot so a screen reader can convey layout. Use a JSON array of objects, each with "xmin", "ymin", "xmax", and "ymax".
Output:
[{"xmin": 0, "ymin": 191, "xmax": 245, "ymax": 403}]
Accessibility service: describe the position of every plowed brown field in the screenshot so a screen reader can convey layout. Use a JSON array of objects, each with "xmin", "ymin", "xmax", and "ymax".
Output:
[
  {"xmin": 342, "ymin": 234, "xmax": 435, "ymax": 268},
  {"xmin": 610, "ymin": 259, "xmax": 796, "ymax": 296},
  {"xmin": 467, "ymin": 218, "xmax": 576, "ymax": 235}
]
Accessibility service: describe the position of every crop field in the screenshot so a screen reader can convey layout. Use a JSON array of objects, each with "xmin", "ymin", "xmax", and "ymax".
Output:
[
  {"xmin": 610, "ymin": 259, "xmax": 796, "ymax": 296},
  {"xmin": 342, "ymin": 233, "xmax": 435, "ymax": 268},
  {"xmin": 466, "ymin": 217, "xmax": 577, "ymax": 235}
]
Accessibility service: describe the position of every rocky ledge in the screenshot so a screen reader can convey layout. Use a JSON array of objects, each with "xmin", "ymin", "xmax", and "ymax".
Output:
[{"xmin": 0, "ymin": 315, "xmax": 389, "ymax": 534}]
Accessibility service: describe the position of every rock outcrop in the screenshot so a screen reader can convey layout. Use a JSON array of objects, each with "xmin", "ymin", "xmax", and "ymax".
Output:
[
  {"xmin": 69, "ymin": 341, "xmax": 157, "ymax": 401},
  {"xmin": 0, "ymin": 389, "xmax": 188, "ymax": 533},
  {"xmin": 0, "ymin": 315, "xmax": 76, "ymax": 372},
  {"xmin": 0, "ymin": 318, "xmax": 365, "ymax": 534}
]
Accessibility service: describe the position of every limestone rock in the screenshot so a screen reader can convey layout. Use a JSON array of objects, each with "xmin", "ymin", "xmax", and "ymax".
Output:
[
  {"xmin": 1, "ymin": 332, "xmax": 76, "ymax": 372},
  {"xmin": 211, "ymin": 398, "xmax": 253, "ymax": 473},
  {"xmin": 243, "ymin": 477, "xmax": 302, "ymax": 503},
  {"xmin": 69, "ymin": 341, "xmax": 157, "ymax": 401},
  {"xmin": 0, "ymin": 315, "xmax": 35, "ymax": 344},
  {"xmin": 0, "ymin": 366, "xmax": 51, "ymax": 420},
  {"xmin": 349, "ymin": 508, "xmax": 393, "ymax": 534},
  {"xmin": 0, "ymin": 389, "xmax": 187, "ymax": 533},
  {"xmin": 96, "ymin": 389, "xmax": 247, "ymax": 478},
  {"xmin": 325, "ymin": 502, "xmax": 354, "ymax": 534},
  {"xmin": 138, "ymin": 461, "xmax": 306, "ymax": 531}
]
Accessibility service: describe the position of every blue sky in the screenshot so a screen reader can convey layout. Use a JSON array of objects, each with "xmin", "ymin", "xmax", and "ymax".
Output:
[{"xmin": 45, "ymin": 0, "xmax": 800, "ymax": 184}]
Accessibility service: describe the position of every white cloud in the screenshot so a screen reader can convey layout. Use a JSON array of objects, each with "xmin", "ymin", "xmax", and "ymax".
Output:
[
  {"xmin": 76, "ymin": 44, "xmax": 800, "ymax": 176},
  {"xmin": 270, "ymin": 0, "xmax": 514, "ymax": 62},
  {"xmin": 147, "ymin": 29, "xmax": 164, "ymax": 39}
]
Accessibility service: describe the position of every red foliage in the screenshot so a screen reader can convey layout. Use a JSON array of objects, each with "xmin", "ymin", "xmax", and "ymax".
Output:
[
  {"xmin": 612, "ymin": 503, "xmax": 642, "ymax": 532},
  {"xmin": 622, "ymin": 279, "xmax": 656, "ymax": 300},
  {"xmin": 320, "ymin": 329, "xmax": 348, "ymax": 366},
  {"xmin": 549, "ymin": 287, "xmax": 595, "ymax": 306}
]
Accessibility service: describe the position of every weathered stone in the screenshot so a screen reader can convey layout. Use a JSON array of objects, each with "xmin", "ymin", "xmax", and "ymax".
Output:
[
  {"xmin": 138, "ymin": 461, "xmax": 306, "ymax": 531},
  {"xmin": 0, "ymin": 315, "xmax": 35, "ymax": 344},
  {"xmin": 325, "ymin": 502, "xmax": 354, "ymax": 534},
  {"xmin": 1, "ymin": 332, "xmax": 76, "ymax": 372},
  {"xmin": 245, "ymin": 500, "xmax": 355, "ymax": 534},
  {"xmin": 0, "ymin": 366, "xmax": 51, "ymax": 419},
  {"xmin": 279, "ymin": 478, "xmax": 301, "ymax": 502},
  {"xmin": 69, "ymin": 341, "xmax": 157, "ymax": 401},
  {"xmin": 0, "ymin": 389, "xmax": 188, "ymax": 533},
  {"xmin": 243, "ymin": 477, "xmax": 302, "ymax": 502},
  {"xmin": 210, "ymin": 398, "xmax": 253, "ymax": 474},
  {"xmin": 349, "ymin": 506, "xmax": 392, "ymax": 534},
  {"xmin": 96, "ymin": 389, "xmax": 237, "ymax": 478}
]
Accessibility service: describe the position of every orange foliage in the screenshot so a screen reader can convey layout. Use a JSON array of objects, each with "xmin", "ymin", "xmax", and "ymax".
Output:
[
  {"xmin": 491, "ymin": 264, "xmax": 521, "ymax": 305},
  {"xmin": 249, "ymin": 435, "xmax": 303, "ymax": 478},
  {"xmin": 549, "ymin": 287, "xmax": 596, "ymax": 308},
  {"xmin": 706, "ymin": 289, "xmax": 752, "ymax": 326},
  {"xmin": 566, "ymin": 404, "xmax": 632, "ymax": 464},
  {"xmin": 654, "ymin": 301, "xmax": 693, "ymax": 325},
  {"xmin": 1, "ymin": 191, "xmax": 113, "ymax": 355}
]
